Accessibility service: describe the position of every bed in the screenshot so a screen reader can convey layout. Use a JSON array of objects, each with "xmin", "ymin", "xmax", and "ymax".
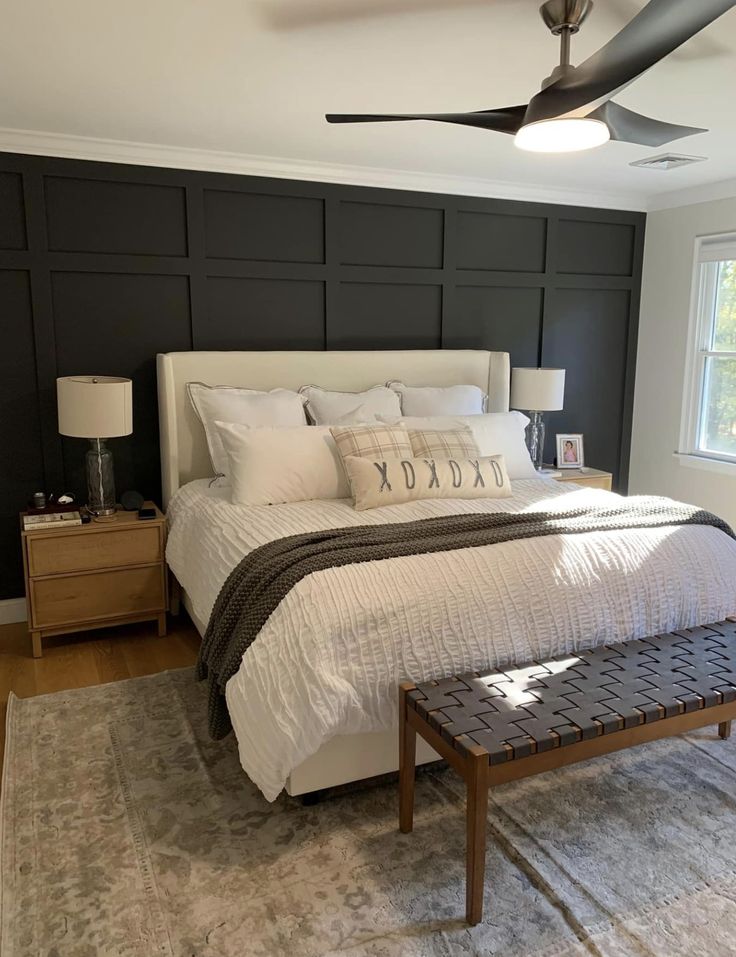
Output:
[{"xmin": 158, "ymin": 350, "xmax": 736, "ymax": 801}]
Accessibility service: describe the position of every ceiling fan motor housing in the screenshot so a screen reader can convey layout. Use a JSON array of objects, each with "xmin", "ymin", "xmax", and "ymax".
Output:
[{"xmin": 540, "ymin": 0, "xmax": 593, "ymax": 35}]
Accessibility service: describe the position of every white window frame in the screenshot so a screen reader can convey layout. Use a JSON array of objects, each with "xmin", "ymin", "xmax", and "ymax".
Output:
[{"xmin": 678, "ymin": 232, "xmax": 736, "ymax": 471}]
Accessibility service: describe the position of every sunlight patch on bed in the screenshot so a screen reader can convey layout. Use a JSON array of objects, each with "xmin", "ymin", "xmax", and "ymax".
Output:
[
  {"xmin": 550, "ymin": 523, "xmax": 681, "ymax": 584},
  {"xmin": 519, "ymin": 486, "xmax": 610, "ymax": 512}
]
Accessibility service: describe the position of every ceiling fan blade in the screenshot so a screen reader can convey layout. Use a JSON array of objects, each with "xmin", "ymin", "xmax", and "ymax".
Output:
[
  {"xmin": 524, "ymin": 0, "xmax": 736, "ymax": 124},
  {"xmin": 326, "ymin": 106, "xmax": 527, "ymax": 133},
  {"xmin": 590, "ymin": 102, "xmax": 706, "ymax": 147},
  {"xmin": 601, "ymin": 0, "xmax": 732, "ymax": 61}
]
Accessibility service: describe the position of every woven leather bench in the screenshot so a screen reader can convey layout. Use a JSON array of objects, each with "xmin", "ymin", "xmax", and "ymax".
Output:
[{"xmin": 398, "ymin": 620, "xmax": 736, "ymax": 925}]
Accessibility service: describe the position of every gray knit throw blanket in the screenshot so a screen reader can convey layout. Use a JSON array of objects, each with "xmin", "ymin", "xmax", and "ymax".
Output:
[{"xmin": 196, "ymin": 496, "xmax": 734, "ymax": 740}]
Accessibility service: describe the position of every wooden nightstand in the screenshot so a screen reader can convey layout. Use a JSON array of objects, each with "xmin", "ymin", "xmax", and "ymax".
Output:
[
  {"xmin": 552, "ymin": 468, "xmax": 613, "ymax": 491},
  {"xmin": 21, "ymin": 503, "xmax": 168, "ymax": 658}
]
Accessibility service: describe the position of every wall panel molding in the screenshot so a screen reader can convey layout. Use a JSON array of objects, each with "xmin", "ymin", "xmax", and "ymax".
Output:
[{"xmin": 0, "ymin": 150, "xmax": 646, "ymax": 599}]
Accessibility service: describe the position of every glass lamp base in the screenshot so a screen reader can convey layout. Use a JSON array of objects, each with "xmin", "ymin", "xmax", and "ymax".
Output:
[
  {"xmin": 86, "ymin": 438, "xmax": 117, "ymax": 515},
  {"xmin": 525, "ymin": 411, "xmax": 546, "ymax": 471}
]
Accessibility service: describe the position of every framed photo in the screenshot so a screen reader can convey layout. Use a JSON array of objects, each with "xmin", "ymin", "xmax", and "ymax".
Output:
[{"xmin": 556, "ymin": 433, "xmax": 584, "ymax": 469}]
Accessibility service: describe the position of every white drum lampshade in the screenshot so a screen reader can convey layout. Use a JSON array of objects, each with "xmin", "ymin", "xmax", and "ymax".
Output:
[
  {"xmin": 510, "ymin": 368, "xmax": 566, "ymax": 472},
  {"xmin": 57, "ymin": 376, "xmax": 133, "ymax": 438},
  {"xmin": 57, "ymin": 376, "xmax": 133, "ymax": 516},
  {"xmin": 510, "ymin": 368, "xmax": 565, "ymax": 412}
]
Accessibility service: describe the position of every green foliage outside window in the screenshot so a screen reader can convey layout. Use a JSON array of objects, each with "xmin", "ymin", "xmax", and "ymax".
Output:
[{"xmin": 702, "ymin": 261, "xmax": 736, "ymax": 456}]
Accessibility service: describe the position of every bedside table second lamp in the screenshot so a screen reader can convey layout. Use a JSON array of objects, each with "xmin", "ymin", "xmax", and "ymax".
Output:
[
  {"xmin": 57, "ymin": 375, "xmax": 133, "ymax": 515},
  {"xmin": 510, "ymin": 367, "xmax": 566, "ymax": 471}
]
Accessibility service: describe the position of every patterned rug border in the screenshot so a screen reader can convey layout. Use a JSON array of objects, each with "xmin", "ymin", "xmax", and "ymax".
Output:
[{"xmin": 0, "ymin": 669, "xmax": 196, "ymax": 957}]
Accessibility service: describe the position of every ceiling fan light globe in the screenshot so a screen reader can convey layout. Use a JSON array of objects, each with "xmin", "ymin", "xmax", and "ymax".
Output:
[{"xmin": 514, "ymin": 117, "xmax": 610, "ymax": 153}]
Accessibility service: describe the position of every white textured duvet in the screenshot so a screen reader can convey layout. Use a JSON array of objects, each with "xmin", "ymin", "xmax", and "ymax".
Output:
[{"xmin": 166, "ymin": 479, "xmax": 736, "ymax": 800}]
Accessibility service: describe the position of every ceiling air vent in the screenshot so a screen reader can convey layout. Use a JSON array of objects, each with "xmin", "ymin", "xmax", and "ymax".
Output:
[{"xmin": 630, "ymin": 153, "xmax": 707, "ymax": 171}]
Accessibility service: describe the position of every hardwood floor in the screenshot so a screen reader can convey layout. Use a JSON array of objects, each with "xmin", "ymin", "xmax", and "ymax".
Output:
[{"xmin": 0, "ymin": 614, "xmax": 200, "ymax": 776}]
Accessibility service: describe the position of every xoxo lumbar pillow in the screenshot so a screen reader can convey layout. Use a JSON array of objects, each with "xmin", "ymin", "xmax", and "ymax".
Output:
[{"xmin": 342, "ymin": 454, "xmax": 512, "ymax": 510}]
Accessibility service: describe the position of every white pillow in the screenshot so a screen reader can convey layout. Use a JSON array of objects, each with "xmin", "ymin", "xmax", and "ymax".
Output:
[
  {"xmin": 215, "ymin": 422, "xmax": 350, "ymax": 505},
  {"xmin": 330, "ymin": 403, "xmax": 380, "ymax": 426},
  {"xmin": 387, "ymin": 380, "xmax": 486, "ymax": 416},
  {"xmin": 187, "ymin": 382, "xmax": 307, "ymax": 478},
  {"xmin": 299, "ymin": 384, "xmax": 401, "ymax": 425},
  {"xmin": 343, "ymin": 453, "xmax": 512, "ymax": 510},
  {"xmin": 380, "ymin": 412, "xmax": 536, "ymax": 480}
]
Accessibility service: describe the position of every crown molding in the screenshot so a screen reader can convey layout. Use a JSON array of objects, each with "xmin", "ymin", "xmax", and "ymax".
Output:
[
  {"xmin": 0, "ymin": 126, "xmax": 648, "ymax": 211},
  {"xmin": 647, "ymin": 177, "xmax": 736, "ymax": 212}
]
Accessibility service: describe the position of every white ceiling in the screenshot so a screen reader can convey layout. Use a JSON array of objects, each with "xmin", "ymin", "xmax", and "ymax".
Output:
[{"xmin": 2, "ymin": 0, "xmax": 736, "ymax": 210}]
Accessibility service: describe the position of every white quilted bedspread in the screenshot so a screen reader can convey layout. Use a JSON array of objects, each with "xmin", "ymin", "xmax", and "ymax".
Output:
[{"xmin": 166, "ymin": 479, "xmax": 736, "ymax": 800}]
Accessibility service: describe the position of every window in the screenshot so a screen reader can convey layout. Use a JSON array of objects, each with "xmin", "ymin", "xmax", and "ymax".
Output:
[{"xmin": 681, "ymin": 235, "xmax": 736, "ymax": 465}]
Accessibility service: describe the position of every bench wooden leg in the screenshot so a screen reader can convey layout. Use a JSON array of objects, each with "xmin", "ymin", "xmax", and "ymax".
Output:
[
  {"xmin": 719, "ymin": 720, "xmax": 732, "ymax": 740},
  {"xmin": 466, "ymin": 747, "xmax": 489, "ymax": 926},
  {"xmin": 399, "ymin": 683, "xmax": 417, "ymax": 834}
]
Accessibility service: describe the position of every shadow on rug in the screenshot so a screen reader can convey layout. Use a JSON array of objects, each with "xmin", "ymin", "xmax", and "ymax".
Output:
[{"xmin": 2, "ymin": 668, "xmax": 736, "ymax": 956}]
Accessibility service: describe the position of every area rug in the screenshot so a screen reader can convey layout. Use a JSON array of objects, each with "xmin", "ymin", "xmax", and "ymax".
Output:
[{"xmin": 3, "ymin": 670, "xmax": 736, "ymax": 957}]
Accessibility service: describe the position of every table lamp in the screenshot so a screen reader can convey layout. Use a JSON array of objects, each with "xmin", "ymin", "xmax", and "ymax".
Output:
[
  {"xmin": 57, "ymin": 376, "xmax": 133, "ymax": 516},
  {"xmin": 510, "ymin": 367, "xmax": 565, "ymax": 471}
]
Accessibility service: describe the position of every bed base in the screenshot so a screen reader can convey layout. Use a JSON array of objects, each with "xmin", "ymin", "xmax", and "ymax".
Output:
[
  {"xmin": 298, "ymin": 756, "xmax": 446, "ymax": 805},
  {"xmin": 285, "ymin": 725, "xmax": 441, "ymax": 797}
]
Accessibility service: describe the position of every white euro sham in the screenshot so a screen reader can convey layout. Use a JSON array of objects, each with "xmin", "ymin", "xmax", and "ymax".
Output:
[
  {"xmin": 387, "ymin": 380, "xmax": 486, "ymax": 416},
  {"xmin": 187, "ymin": 381, "xmax": 307, "ymax": 478},
  {"xmin": 300, "ymin": 384, "xmax": 401, "ymax": 424}
]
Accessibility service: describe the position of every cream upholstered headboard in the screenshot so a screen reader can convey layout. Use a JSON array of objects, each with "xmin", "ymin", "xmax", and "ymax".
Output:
[{"xmin": 157, "ymin": 349, "xmax": 510, "ymax": 507}]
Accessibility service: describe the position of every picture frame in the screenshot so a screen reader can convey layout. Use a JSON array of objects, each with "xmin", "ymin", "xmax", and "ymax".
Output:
[{"xmin": 556, "ymin": 433, "xmax": 584, "ymax": 469}]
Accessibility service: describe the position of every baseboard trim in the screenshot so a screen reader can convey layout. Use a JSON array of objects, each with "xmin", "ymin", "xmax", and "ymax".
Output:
[
  {"xmin": 0, "ymin": 126, "xmax": 648, "ymax": 212},
  {"xmin": 0, "ymin": 598, "xmax": 27, "ymax": 625}
]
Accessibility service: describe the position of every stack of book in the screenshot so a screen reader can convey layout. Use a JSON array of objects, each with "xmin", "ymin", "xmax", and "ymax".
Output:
[{"xmin": 23, "ymin": 510, "xmax": 82, "ymax": 531}]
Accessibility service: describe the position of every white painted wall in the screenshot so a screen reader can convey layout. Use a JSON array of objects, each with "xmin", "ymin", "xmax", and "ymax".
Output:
[{"xmin": 629, "ymin": 195, "xmax": 736, "ymax": 526}]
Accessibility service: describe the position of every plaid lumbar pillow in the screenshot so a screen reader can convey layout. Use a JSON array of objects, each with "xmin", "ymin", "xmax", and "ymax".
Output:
[
  {"xmin": 330, "ymin": 425, "xmax": 412, "ymax": 463},
  {"xmin": 342, "ymin": 453, "xmax": 512, "ymax": 510},
  {"xmin": 408, "ymin": 426, "xmax": 480, "ymax": 460}
]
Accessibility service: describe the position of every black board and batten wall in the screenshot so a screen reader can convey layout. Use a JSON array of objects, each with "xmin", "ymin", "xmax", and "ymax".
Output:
[{"xmin": 0, "ymin": 151, "xmax": 645, "ymax": 600}]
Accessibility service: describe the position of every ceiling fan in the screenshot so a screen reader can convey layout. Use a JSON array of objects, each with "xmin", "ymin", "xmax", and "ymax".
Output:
[{"xmin": 326, "ymin": 0, "xmax": 736, "ymax": 152}]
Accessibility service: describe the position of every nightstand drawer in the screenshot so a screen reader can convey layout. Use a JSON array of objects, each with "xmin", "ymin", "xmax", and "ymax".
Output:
[
  {"xmin": 27, "ymin": 525, "xmax": 161, "ymax": 577},
  {"xmin": 552, "ymin": 468, "xmax": 613, "ymax": 492},
  {"xmin": 572, "ymin": 475, "xmax": 613, "ymax": 490},
  {"xmin": 30, "ymin": 566, "xmax": 165, "ymax": 629}
]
